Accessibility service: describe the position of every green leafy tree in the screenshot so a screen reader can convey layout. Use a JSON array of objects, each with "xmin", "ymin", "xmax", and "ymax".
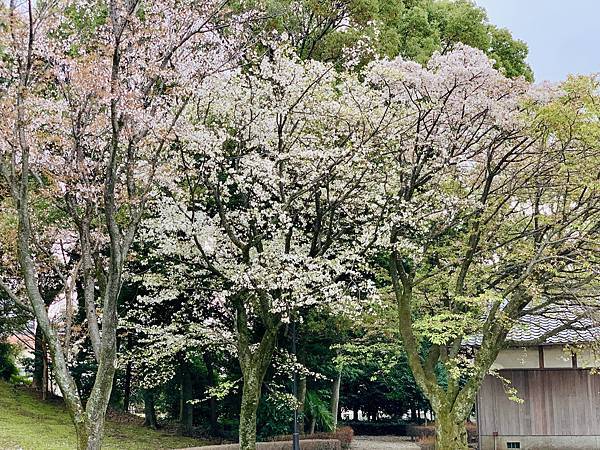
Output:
[
  {"xmin": 367, "ymin": 54, "xmax": 600, "ymax": 449},
  {"xmin": 245, "ymin": 0, "xmax": 533, "ymax": 79}
]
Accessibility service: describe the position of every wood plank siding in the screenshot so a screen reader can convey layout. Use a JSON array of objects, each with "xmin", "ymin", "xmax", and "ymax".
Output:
[{"xmin": 477, "ymin": 369, "xmax": 600, "ymax": 436}]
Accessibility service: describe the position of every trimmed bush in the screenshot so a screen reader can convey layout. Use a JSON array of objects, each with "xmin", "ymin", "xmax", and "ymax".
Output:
[
  {"xmin": 309, "ymin": 427, "xmax": 354, "ymax": 449},
  {"xmin": 406, "ymin": 424, "xmax": 435, "ymax": 439},
  {"xmin": 272, "ymin": 427, "xmax": 354, "ymax": 449},
  {"xmin": 176, "ymin": 439, "xmax": 341, "ymax": 450},
  {"xmin": 407, "ymin": 422, "xmax": 478, "ymax": 444},
  {"xmin": 342, "ymin": 421, "xmax": 407, "ymax": 436}
]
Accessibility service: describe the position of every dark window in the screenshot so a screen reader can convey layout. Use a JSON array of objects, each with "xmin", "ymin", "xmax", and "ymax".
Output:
[{"xmin": 507, "ymin": 443, "xmax": 521, "ymax": 449}]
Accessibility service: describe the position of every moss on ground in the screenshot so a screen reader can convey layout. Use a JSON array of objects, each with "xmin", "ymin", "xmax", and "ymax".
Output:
[{"xmin": 0, "ymin": 380, "xmax": 207, "ymax": 450}]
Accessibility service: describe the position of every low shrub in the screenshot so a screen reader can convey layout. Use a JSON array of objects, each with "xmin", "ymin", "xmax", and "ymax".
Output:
[
  {"xmin": 341, "ymin": 421, "xmax": 407, "ymax": 436},
  {"xmin": 406, "ymin": 424, "xmax": 435, "ymax": 439},
  {"xmin": 272, "ymin": 427, "xmax": 354, "ymax": 449},
  {"xmin": 416, "ymin": 434, "xmax": 435, "ymax": 450},
  {"xmin": 408, "ymin": 422, "xmax": 478, "ymax": 444},
  {"xmin": 310, "ymin": 427, "xmax": 354, "ymax": 449},
  {"xmin": 177, "ymin": 439, "xmax": 341, "ymax": 450},
  {"xmin": 257, "ymin": 394, "xmax": 294, "ymax": 440}
]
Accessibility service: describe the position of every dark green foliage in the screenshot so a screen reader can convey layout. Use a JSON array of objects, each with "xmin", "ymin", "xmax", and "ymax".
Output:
[
  {"xmin": 305, "ymin": 390, "xmax": 334, "ymax": 432},
  {"xmin": 256, "ymin": 394, "xmax": 294, "ymax": 440},
  {"xmin": 242, "ymin": 0, "xmax": 534, "ymax": 80},
  {"xmin": 0, "ymin": 342, "xmax": 18, "ymax": 381},
  {"xmin": 0, "ymin": 291, "xmax": 31, "ymax": 343},
  {"xmin": 488, "ymin": 27, "xmax": 533, "ymax": 80},
  {"xmin": 338, "ymin": 330, "xmax": 435, "ymax": 423}
]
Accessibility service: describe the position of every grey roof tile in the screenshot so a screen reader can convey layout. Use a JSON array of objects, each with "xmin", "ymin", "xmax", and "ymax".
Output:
[{"xmin": 464, "ymin": 309, "xmax": 600, "ymax": 347}]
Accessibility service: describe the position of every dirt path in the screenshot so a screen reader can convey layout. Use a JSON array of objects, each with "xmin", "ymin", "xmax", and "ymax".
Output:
[{"xmin": 351, "ymin": 436, "xmax": 421, "ymax": 450}]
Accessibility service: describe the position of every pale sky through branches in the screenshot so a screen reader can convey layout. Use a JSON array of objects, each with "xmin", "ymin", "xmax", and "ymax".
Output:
[{"xmin": 475, "ymin": 0, "xmax": 600, "ymax": 82}]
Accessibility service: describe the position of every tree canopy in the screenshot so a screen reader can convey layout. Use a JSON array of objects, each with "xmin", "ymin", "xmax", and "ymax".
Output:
[
  {"xmin": 0, "ymin": 3, "xmax": 598, "ymax": 450},
  {"xmin": 249, "ymin": 0, "xmax": 533, "ymax": 80}
]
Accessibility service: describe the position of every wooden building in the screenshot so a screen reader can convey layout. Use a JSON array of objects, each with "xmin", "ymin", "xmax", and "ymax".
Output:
[{"xmin": 475, "ymin": 314, "xmax": 600, "ymax": 450}]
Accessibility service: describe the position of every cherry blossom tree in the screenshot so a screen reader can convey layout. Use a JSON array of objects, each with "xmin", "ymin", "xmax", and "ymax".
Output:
[
  {"xmin": 138, "ymin": 46, "xmax": 386, "ymax": 450},
  {"xmin": 0, "ymin": 0, "xmax": 248, "ymax": 448},
  {"xmin": 1, "ymin": 2, "xmax": 596, "ymax": 448},
  {"xmin": 363, "ymin": 46, "xmax": 600, "ymax": 449}
]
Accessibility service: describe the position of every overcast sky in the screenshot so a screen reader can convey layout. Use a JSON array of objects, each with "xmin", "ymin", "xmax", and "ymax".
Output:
[{"xmin": 474, "ymin": 0, "xmax": 600, "ymax": 82}]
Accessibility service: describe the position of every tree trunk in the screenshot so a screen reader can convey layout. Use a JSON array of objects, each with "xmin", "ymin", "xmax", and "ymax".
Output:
[
  {"xmin": 74, "ymin": 420, "xmax": 90, "ymax": 450},
  {"xmin": 42, "ymin": 338, "xmax": 48, "ymax": 401},
  {"xmin": 71, "ymin": 415, "xmax": 113, "ymax": 450},
  {"xmin": 309, "ymin": 416, "xmax": 316, "ymax": 434},
  {"xmin": 83, "ymin": 344, "xmax": 117, "ymax": 449},
  {"xmin": 33, "ymin": 324, "xmax": 44, "ymax": 392},
  {"xmin": 123, "ymin": 334, "xmax": 133, "ymax": 412},
  {"xmin": 235, "ymin": 297, "xmax": 279, "ymax": 450},
  {"xmin": 297, "ymin": 375, "xmax": 307, "ymax": 434},
  {"xmin": 143, "ymin": 390, "xmax": 158, "ymax": 429},
  {"xmin": 86, "ymin": 419, "xmax": 108, "ymax": 450},
  {"xmin": 203, "ymin": 353, "xmax": 218, "ymax": 433},
  {"xmin": 179, "ymin": 361, "xmax": 194, "ymax": 436},
  {"xmin": 239, "ymin": 365, "xmax": 263, "ymax": 450},
  {"xmin": 435, "ymin": 410, "xmax": 468, "ymax": 450},
  {"xmin": 330, "ymin": 370, "xmax": 341, "ymax": 431},
  {"xmin": 123, "ymin": 361, "xmax": 132, "ymax": 412},
  {"xmin": 71, "ymin": 416, "xmax": 118, "ymax": 450}
]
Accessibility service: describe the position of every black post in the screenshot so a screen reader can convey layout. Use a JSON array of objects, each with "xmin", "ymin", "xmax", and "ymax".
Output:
[{"xmin": 292, "ymin": 320, "xmax": 300, "ymax": 450}]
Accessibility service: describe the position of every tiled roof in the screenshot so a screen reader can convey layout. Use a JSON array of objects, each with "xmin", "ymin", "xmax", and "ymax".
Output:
[{"xmin": 464, "ymin": 309, "xmax": 600, "ymax": 347}]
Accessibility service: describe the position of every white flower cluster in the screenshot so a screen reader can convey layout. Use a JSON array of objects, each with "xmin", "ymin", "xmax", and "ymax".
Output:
[{"xmin": 126, "ymin": 43, "xmax": 556, "ymax": 370}]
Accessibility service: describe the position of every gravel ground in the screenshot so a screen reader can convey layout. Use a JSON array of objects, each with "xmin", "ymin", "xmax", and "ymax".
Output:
[{"xmin": 351, "ymin": 436, "xmax": 420, "ymax": 450}]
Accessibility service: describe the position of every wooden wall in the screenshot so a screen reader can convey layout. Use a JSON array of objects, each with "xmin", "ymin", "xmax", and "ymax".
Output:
[{"xmin": 477, "ymin": 369, "xmax": 600, "ymax": 436}]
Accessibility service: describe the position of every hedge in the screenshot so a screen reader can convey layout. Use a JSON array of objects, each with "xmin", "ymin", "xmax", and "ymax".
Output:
[
  {"xmin": 407, "ymin": 422, "xmax": 478, "ymax": 444},
  {"xmin": 341, "ymin": 421, "xmax": 407, "ymax": 436},
  {"xmin": 271, "ymin": 427, "xmax": 354, "ymax": 449},
  {"xmin": 175, "ymin": 439, "xmax": 342, "ymax": 450}
]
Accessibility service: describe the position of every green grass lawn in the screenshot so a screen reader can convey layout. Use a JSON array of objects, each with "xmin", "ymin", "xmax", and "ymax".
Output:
[{"xmin": 0, "ymin": 380, "xmax": 208, "ymax": 450}]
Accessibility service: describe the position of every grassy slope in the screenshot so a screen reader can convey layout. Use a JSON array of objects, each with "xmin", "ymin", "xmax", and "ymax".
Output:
[{"xmin": 0, "ymin": 381, "xmax": 206, "ymax": 450}]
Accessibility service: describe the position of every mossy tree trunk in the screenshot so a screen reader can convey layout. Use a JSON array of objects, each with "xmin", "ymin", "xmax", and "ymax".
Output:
[
  {"xmin": 330, "ymin": 370, "xmax": 342, "ymax": 431},
  {"xmin": 11, "ymin": 80, "xmax": 121, "ymax": 450},
  {"xmin": 33, "ymin": 322, "xmax": 45, "ymax": 392},
  {"xmin": 297, "ymin": 375, "xmax": 307, "ymax": 434},
  {"xmin": 238, "ymin": 339, "xmax": 278, "ymax": 450},
  {"xmin": 74, "ymin": 420, "xmax": 92, "ymax": 450},
  {"xmin": 434, "ymin": 408, "xmax": 468, "ymax": 450},
  {"xmin": 239, "ymin": 365, "xmax": 264, "ymax": 450},
  {"xmin": 235, "ymin": 296, "xmax": 280, "ymax": 450},
  {"xmin": 388, "ymin": 248, "xmax": 511, "ymax": 450}
]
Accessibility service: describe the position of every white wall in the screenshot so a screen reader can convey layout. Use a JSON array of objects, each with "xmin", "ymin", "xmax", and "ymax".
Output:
[
  {"xmin": 492, "ymin": 345, "xmax": 600, "ymax": 370},
  {"xmin": 577, "ymin": 348, "xmax": 600, "ymax": 368},
  {"xmin": 492, "ymin": 348, "xmax": 539, "ymax": 370},
  {"xmin": 543, "ymin": 346, "xmax": 573, "ymax": 368}
]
